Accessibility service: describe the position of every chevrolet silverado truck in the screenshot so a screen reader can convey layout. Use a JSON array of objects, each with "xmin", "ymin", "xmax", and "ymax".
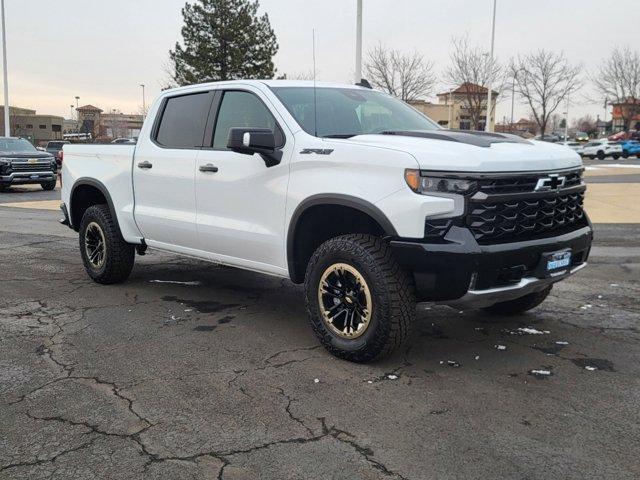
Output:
[
  {"xmin": 60, "ymin": 80, "xmax": 592, "ymax": 362},
  {"xmin": 0, "ymin": 137, "xmax": 57, "ymax": 191}
]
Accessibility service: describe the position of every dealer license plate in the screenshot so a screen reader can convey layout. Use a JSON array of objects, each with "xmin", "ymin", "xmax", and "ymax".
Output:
[{"xmin": 545, "ymin": 250, "xmax": 572, "ymax": 274}]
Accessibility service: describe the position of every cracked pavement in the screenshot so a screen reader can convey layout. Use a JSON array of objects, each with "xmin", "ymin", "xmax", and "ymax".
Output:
[{"xmin": 1, "ymin": 204, "xmax": 639, "ymax": 479}]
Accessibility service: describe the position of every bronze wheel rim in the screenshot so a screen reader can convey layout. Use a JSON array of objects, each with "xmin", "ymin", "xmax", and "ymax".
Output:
[
  {"xmin": 84, "ymin": 221, "xmax": 106, "ymax": 269},
  {"xmin": 318, "ymin": 263, "xmax": 372, "ymax": 339}
]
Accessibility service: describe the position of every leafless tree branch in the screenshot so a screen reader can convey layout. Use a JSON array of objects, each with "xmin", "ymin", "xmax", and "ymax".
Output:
[
  {"xmin": 511, "ymin": 50, "xmax": 582, "ymax": 137},
  {"xmin": 591, "ymin": 46, "xmax": 640, "ymax": 131},
  {"xmin": 364, "ymin": 44, "xmax": 436, "ymax": 102}
]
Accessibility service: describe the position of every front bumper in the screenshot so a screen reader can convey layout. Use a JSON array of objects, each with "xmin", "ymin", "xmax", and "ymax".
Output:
[
  {"xmin": 390, "ymin": 225, "xmax": 593, "ymax": 307},
  {"xmin": 0, "ymin": 171, "xmax": 56, "ymax": 185}
]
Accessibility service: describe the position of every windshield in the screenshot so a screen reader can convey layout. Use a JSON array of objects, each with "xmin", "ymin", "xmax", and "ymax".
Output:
[
  {"xmin": 47, "ymin": 142, "xmax": 66, "ymax": 149},
  {"xmin": 271, "ymin": 87, "xmax": 439, "ymax": 138},
  {"xmin": 0, "ymin": 138, "xmax": 38, "ymax": 154}
]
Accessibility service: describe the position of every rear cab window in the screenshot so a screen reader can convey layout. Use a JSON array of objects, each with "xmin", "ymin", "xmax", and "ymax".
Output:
[{"xmin": 155, "ymin": 91, "xmax": 213, "ymax": 149}]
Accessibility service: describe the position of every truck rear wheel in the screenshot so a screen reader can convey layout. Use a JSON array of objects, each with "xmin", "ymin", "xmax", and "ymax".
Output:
[
  {"xmin": 79, "ymin": 204, "xmax": 135, "ymax": 284},
  {"xmin": 304, "ymin": 234, "xmax": 415, "ymax": 363},
  {"xmin": 481, "ymin": 286, "xmax": 552, "ymax": 316}
]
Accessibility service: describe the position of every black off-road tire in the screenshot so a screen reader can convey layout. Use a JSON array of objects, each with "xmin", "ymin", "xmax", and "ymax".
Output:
[
  {"xmin": 612, "ymin": 154, "xmax": 620, "ymax": 160},
  {"xmin": 79, "ymin": 204, "xmax": 135, "ymax": 284},
  {"xmin": 597, "ymin": 151, "xmax": 605, "ymax": 160},
  {"xmin": 304, "ymin": 234, "xmax": 416, "ymax": 363},
  {"xmin": 41, "ymin": 180, "xmax": 56, "ymax": 191},
  {"xmin": 481, "ymin": 285, "xmax": 552, "ymax": 316}
]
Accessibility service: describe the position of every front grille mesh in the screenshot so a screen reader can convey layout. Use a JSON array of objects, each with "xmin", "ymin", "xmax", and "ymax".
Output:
[
  {"xmin": 467, "ymin": 191, "xmax": 586, "ymax": 243},
  {"xmin": 11, "ymin": 163, "xmax": 51, "ymax": 172},
  {"xmin": 476, "ymin": 170, "xmax": 583, "ymax": 195}
]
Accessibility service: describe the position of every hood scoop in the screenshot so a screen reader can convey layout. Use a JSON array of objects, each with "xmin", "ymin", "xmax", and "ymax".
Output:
[{"xmin": 380, "ymin": 130, "xmax": 532, "ymax": 148}]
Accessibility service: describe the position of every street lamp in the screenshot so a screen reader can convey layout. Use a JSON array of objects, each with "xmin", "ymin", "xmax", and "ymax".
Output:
[
  {"xmin": 1, "ymin": 0, "xmax": 10, "ymax": 137},
  {"xmin": 485, "ymin": 0, "xmax": 497, "ymax": 132},
  {"xmin": 139, "ymin": 84, "xmax": 146, "ymax": 120},
  {"xmin": 70, "ymin": 104, "xmax": 74, "ymax": 120},
  {"xmin": 355, "ymin": 0, "xmax": 363, "ymax": 84}
]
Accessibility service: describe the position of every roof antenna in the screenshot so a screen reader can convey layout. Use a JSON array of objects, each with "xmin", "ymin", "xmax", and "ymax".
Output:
[{"xmin": 312, "ymin": 28, "xmax": 318, "ymax": 138}]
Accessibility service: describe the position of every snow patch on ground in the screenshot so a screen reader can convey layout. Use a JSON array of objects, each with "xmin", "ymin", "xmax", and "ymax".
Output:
[
  {"xmin": 514, "ymin": 327, "xmax": 550, "ymax": 335},
  {"xmin": 150, "ymin": 280, "xmax": 202, "ymax": 286}
]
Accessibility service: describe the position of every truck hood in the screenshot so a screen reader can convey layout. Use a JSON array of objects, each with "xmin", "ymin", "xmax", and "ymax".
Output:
[
  {"xmin": 340, "ymin": 132, "xmax": 582, "ymax": 172},
  {"xmin": 2, "ymin": 152, "xmax": 54, "ymax": 160}
]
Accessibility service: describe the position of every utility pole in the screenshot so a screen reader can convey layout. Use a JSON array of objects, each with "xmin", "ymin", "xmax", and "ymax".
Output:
[
  {"xmin": 485, "ymin": 0, "xmax": 497, "ymax": 132},
  {"xmin": 355, "ymin": 0, "xmax": 362, "ymax": 83},
  {"xmin": 1, "ymin": 0, "xmax": 10, "ymax": 137},
  {"xmin": 564, "ymin": 94, "xmax": 569, "ymax": 141},
  {"xmin": 140, "ymin": 84, "xmax": 146, "ymax": 120}
]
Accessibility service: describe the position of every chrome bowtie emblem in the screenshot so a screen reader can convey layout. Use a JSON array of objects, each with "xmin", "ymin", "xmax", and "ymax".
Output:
[{"xmin": 535, "ymin": 174, "xmax": 566, "ymax": 191}]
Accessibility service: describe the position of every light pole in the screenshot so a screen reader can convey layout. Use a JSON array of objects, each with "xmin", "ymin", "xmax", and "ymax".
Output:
[
  {"xmin": 69, "ymin": 104, "xmax": 74, "ymax": 120},
  {"xmin": 563, "ymin": 94, "xmax": 570, "ymax": 141},
  {"xmin": 1, "ymin": 0, "xmax": 10, "ymax": 137},
  {"xmin": 139, "ymin": 84, "xmax": 146, "ymax": 120},
  {"xmin": 485, "ymin": 0, "xmax": 497, "ymax": 132},
  {"xmin": 355, "ymin": 0, "xmax": 362, "ymax": 84}
]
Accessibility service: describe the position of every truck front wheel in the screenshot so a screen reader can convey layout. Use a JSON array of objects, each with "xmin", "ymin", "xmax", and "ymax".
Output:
[
  {"xmin": 481, "ymin": 286, "xmax": 552, "ymax": 316},
  {"xmin": 79, "ymin": 204, "xmax": 135, "ymax": 284},
  {"xmin": 41, "ymin": 180, "xmax": 56, "ymax": 191},
  {"xmin": 304, "ymin": 234, "xmax": 415, "ymax": 363}
]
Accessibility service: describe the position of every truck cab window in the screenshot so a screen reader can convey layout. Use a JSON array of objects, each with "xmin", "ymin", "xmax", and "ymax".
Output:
[
  {"xmin": 213, "ymin": 91, "xmax": 282, "ymax": 149},
  {"xmin": 156, "ymin": 92, "xmax": 211, "ymax": 148}
]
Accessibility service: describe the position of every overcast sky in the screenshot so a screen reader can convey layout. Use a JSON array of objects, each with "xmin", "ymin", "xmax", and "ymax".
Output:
[{"xmin": 6, "ymin": 0, "xmax": 637, "ymax": 123}]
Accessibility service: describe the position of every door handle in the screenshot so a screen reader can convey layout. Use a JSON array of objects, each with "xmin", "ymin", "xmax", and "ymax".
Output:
[
  {"xmin": 199, "ymin": 163, "xmax": 219, "ymax": 173},
  {"xmin": 137, "ymin": 161, "xmax": 153, "ymax": 169}
]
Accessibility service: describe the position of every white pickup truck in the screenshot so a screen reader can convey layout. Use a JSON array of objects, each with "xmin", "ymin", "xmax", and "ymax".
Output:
[{"xmin": 61, "ymin": 80, "xmax": 592, "ymax": 362}]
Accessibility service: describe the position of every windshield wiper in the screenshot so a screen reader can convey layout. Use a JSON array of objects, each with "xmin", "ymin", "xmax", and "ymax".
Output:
[{"xmin": 321, "ymin": 134, "xmax": 359, "ymax": 139}]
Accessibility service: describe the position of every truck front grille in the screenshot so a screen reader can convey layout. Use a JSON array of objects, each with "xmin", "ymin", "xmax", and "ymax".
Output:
[
  {"xmin": 467, "ymin": 191, "xmax": 586, "ymax": 243},
  {"xmin": 475, "ymin": 169, "xmax": 583, "ymax": 195},
  {"xmin": 11, "ymin": 162, "xmax": 52, "ymax": 172}
]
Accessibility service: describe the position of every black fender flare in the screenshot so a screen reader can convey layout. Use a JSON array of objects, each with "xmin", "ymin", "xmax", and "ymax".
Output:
[
  {"xmin": 69, "ymin": 177, "xmax": 119, "ymax": 232},
  {"xmin": 286, "ymin": 194, "xmax": 398, "ymax": 282}
]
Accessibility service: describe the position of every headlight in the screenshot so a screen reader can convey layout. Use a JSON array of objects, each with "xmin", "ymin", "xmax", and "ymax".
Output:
[
  {"xmin": 405, "ymin": 169, "xmax": 476, "ymax": 194},
  {"xmin": 0, "ymin": 158, "xmax": 10, "ymax": 166}
]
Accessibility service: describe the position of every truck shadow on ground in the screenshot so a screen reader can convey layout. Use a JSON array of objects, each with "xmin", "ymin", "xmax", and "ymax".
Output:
[{"xmin": 128, "ymin": 258, "xmax": 592, "ymax": 378}]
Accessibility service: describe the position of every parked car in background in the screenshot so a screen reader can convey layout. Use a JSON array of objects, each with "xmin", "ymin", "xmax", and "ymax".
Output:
[
  {"xmin": 620, "ymin": 140, "xmax": 640, "ymax": 158},
  {"xmin": 575, "ymin": 132, "xmax": 589, "ymax": 142},
  {"xmin": 111, "ymin": 138, "xmax": 137, "ymax": 144},
  {"xmin": 533, "ymin": 133, "xmax": 560, "ymax": 142},
  {"xmin": 581, "ymin": 140, "xmax": 623, "ymax": 160},
  {"xmin": 0, "ymin": 137, "xmax": 57, "ymax": 191},
  {"xmin": 45, "ymin": 140, "xmax": 69, "ymax": 167},
  {"xmin": 559, "ymin": 141, "xmax": 583, "ymax": 153}
]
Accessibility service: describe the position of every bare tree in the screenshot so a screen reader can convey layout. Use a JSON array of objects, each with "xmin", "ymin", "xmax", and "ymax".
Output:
[
  {"xmin": 571, "ymin": 115, "xmax": 597, "ymax": 136},
  {"xmin": 445, "ymin": 36, "xmax": 504, "ymax": 131},
  {"xmin": 364, "ymin": 44, "xmax": 436, "ymax": 102},
  {"xmin": 511, "ymin": 50, "xmax": 582, "ymax": 137},
  {"xmin": 592, "ymin": 46, "xmax": 640, "ymax": 132}
]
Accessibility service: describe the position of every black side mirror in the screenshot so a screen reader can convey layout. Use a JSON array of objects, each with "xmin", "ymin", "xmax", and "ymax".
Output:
[{"xmin": 227, "ymin": 128, "xmax": 282, "ymax": 167}]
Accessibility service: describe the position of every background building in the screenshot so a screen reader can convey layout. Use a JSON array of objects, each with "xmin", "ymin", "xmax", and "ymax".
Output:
[
  {"xmin": 610, "ymin": 98, "xmax": 640, "ymax": 133},
  {"xmin": 410, "ymin": 83, "xmax": 498, "ymax": 131},
  {"xmin": 77, "ymin": 105, "xmax": 143, "ymax": 140},
  {"xmin": 0, "ymin": 106, "xmax": 64, "ymax": 145}
]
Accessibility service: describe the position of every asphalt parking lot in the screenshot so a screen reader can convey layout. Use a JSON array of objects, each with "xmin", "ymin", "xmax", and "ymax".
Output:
[{"xmin": 1, "ymin": 169, "xmax": 639, "ymax": 479}]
